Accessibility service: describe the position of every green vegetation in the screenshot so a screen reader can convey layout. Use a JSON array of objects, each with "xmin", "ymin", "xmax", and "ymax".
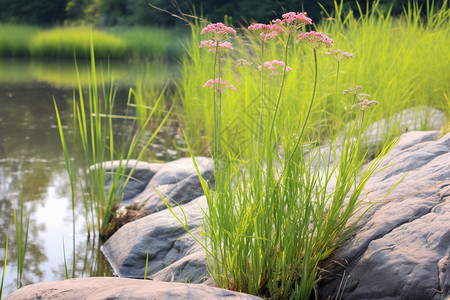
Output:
[
  {"xmin": 179, "ymin": 1, "xmax": 450, "ymax": 152},
  {"xmin": 30, "ymin": 27, "xmax": 127, "ymax": 59},
  {"xmin": 0, "ymin": 24, "xmax": 183, "ymax": 59},
  {"xmin": 163, "ymin": 1, "xmax": 449, "ymax": 298},
  {"xmin": 55, "ymin": 39, "xmax": 173, "ymax": 238},
  {"xmin": 108, "ymin": 26, "xmax": 185, "ymax": 59},
  {"xmin": 0, "ymin": 23, "xmax": 36, "ymax": 56},
  {"xmin": 0, "ymin": 235, "xmax": 7, "ymax": 298},
  {"xmin": 13, "ymin": 196, "xmax": 29, "ymax": 289},
  {"xmin": 2, "ymin": 0, "xmax": 447, "ymax": 27}
]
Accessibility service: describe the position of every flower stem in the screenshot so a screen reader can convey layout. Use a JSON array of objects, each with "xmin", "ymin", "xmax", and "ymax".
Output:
[
  {"xmin": 213, "ymin": 41, "xmax": 220, "ymax": 182},
  {"xmin": 289, "ymin": 48, "xmax": 318, "ymax": 160},
  {"xmin": 269, "ymin": 33, "xmax": 291, "ymax": 141}
]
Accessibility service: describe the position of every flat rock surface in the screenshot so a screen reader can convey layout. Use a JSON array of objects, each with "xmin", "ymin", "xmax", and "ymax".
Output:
[
  {"xmin": 318, "ymin": 131, "xmax": 450, "ymax": 300},
  {"xmin": 5, "ymin": 277, "xmax": 263, "ymax": 300}
]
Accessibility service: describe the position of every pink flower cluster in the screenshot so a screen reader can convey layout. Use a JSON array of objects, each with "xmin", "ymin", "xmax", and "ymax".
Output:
[
  {"xmin": 248, "ymin": 23, "xmax": 285, "ymax": 43},
  {"xmin": 200, "ymin": 22, "xmax": 236, "ymax": 39},
  {"xmin": 199, "ymin": 40, "xmax": 234, "ymax": 52},
  {"xmin": 296, "ymin": 31, "xmax": 334, "ymax": 49},
  {"xmin": 258, "ymin": 60, "xmax": 292, "ymax": 75},
  {"xmin": 325, "ymin": 49, "xmax": 354, "ymax": 61},
  {"xmin": 343, "ymin": 85, "xmax": 363, "ymax": 95},
  {"xmin": 273, "ymin": 12, "xmax": 313, "ymax": 26},
  {"xmin": 203, "ymin": 78, "xmax": 237, "ymax": 92},
  {"xmin": 351, "ymin": 93, "xmax": 379, "ymax": 111}
]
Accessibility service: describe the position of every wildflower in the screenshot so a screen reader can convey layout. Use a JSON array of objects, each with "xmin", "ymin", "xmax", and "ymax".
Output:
[
  {"xmin": 199, "ymin": 40, "xmax": 234, "ymax": 52},
  {"xmin": 357, "ymin": 93, "xmax": 371, "ymax": 101},
  {"xmin": 351, "ymin": 99, "xmax": 379, "ymax": 111},
  {"xmin": 272, "ymin": 12, "xmax": 312, "ymax": 29},
  {"xmin": 296, "ymin": 31, "xmax": 334, "ymax": 50},
  {"xmin": 203, "ymin": 78, "xmax": 237, "ymax": 93},
  {"xmin": 236, "ymin": 59, "xmax": 252, "ymax": 66},
  {"xmin": 200, "ymin": 22, "xmax": 236, "ymax": 41},
  {"xmin": 248, "ymin": 23, "xmax": 285, "ymax": 43},
  {"xmin": 343, "ymin": 85, "xmax": 363, "ymax": 95},
  {"xmin": 324, "ymin": 49, "xmax": 354, "ymax": 61},
  {"xmin": 351, "ymin": 93, "xmax": 379, "ymax": 111},
  {"xmin": 258, "ymin": 60, "xmax": 292, "ymax": 75}
]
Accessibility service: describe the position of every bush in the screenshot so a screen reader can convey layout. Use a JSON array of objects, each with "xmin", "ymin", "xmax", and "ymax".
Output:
[{"xmin": 29, "ymin": 27, "xmax": 127, "ymax": 59}]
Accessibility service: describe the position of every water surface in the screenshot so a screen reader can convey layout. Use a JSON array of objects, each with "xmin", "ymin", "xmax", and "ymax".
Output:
[{"xmin": 0, "ymin": 58, "xmax": 182, "ymax": 297}]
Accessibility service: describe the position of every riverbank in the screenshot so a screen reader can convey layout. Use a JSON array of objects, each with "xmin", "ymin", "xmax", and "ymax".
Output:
[{"xmin": 0, "ymin": 24, "xmax": 185, "ymax": 59}]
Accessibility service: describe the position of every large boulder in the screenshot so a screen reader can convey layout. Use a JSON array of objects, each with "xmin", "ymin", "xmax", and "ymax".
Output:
[
  {"xmin": 101, "ymin": 195, "xmax": 209, "ymax": 283},
  {"xmin": 5, "ymin": 277, "xmax": 263, "ymax": 300},
  {"xmin": 318, "ymin": 131, "xmax": 450, "ymax": 299}
]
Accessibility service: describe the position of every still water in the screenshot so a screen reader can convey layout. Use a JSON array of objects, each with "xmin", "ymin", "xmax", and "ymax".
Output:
[{"xmin": 0, "ymin": 58, "xmax": 183, "ymax": 297}]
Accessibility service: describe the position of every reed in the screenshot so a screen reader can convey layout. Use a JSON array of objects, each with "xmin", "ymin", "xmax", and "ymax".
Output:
[
  {"xmin": 13, "ymin": 196, "xmax": 29, "ymax": 289},
  {"xmin": 0, "ymin": 236, "xmax": 7, "ymax": 298},
  {"xmin": 55, "ymin": 33, "xmax": 173, "ymax": 239}
]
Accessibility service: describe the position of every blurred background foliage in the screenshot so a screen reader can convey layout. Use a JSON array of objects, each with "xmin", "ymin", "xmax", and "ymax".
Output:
[{"xmin": 0, "ymin": 0, "xmax": 448, "ymax": 27}]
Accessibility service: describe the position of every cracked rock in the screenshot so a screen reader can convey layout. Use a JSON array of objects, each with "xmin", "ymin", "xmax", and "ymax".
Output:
[{"xmin": 318, "ymin": 131, "xmax": 450, "ymax": 300}]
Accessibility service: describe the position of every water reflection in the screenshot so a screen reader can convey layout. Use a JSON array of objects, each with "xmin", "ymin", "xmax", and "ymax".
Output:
[
  {"xmin": 0, "ymin": 59, "xmax": 184, "ymax": 297},
  {"xmin": 0, "ymin": 58, "xmax": 176, "ymax": 88}
]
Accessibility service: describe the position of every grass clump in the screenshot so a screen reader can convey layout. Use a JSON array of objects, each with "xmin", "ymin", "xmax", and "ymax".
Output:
[
  {"xmin": 54, "ymin": 36, "xmax": 173, "ymax": 239},
  {"xmin": 167, "ymin": 1, "xmax": 450, "ymax": 298},
  {"xmin": 30, "ymin": 27, "xmax": 127, "ymax": 59}
]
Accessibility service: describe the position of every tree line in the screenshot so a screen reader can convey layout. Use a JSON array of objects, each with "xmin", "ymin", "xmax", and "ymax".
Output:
[{"xmin": 0, "ymin": 0, "xmax": 446, "ymax": 27}]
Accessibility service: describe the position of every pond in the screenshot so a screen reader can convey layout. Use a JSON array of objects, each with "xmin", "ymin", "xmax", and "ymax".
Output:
[{"xmin": 0, "ymin": 58, "xmax": 185, "ymax": 297}]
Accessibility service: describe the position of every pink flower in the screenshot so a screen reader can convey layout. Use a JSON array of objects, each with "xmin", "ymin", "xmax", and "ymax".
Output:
[
  {"xmin": 199, "ymin": 40, "xmax": 234, "ymax": 52},
  {"xmin": 280, "ymin": 12, "xmax": 313, "ymax": 25},
  {"xmin": 272, "ymin": 12, "xmax": 312, "ymax": 33},
  {"xmin": 325, "ymin": 48, "xmax": 353, "ymax": 61},
  {"xmin": 258, "ymin": 60, "xmax": 292, "ymax": 75},
  {"xmin": 296, "ymin": 31, "xmax": 334, "ymax": 49},
  {"xmin": 351, "ymin": 93, "xmax": 379, "ymax": 111},
  {"xmin": 248, "ymin": 23, "xmax": 285, "ymax": 43},
  {"xmin": 203, "ymin": 78, "xmax": 237, "ymax": 92},
  {"xmin": 343, "ymin": 86, "xmax": 363, "ymax": 95},
  {"xmin": 200, "ymin": 22, "xmax": 236, "ymax": 41}
]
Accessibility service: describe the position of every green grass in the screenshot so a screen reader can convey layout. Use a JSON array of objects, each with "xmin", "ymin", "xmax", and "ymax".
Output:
[
  {"xmin": 178, "ymin": 1, "xmax": 449, "ymax": 153},
  {"xmin": 13, "ymin": 196, "xmax": 29, "ymax": 289},
  {"xmin": 30, "ymin": 27, "xmax": 127, "ymax": 59},
  {"xmin": 0, "ymin": 24, "xmax": 184, "ymax": 59},
  {"xmin": 0, "ymin": 235, "xmax": 7, "ymax": 298},
  {"xmin": 0, "ymin": 24, "xmax": 36, "ymax": 56},
  {"xmin": 167, "ymin": 1, "xmax": 449, "ymax": 298},
  {"xmin": 55, "ymin": 37, "xmax": 174, "ymax": 238}
]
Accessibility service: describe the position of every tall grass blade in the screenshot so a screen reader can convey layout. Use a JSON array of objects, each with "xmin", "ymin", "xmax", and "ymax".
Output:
[
  {"xmin": 13, "ymin": 196, "xmax": 29, "ymax": 289},
  {"xmin": 0, "ymin": 235, "xmax": 8, "ymax": 298}
]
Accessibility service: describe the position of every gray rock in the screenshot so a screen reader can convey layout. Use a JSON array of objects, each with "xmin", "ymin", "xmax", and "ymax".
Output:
[
  {"xmin": 101, "ymin": 196, "xmax": 209, "ymax": 283},
  {"xmin": 149, "ymin": 156, "xmax": 213, "ymax": 186},
  {"xmin": 93, "ymin": 159, "xmax": 164, "ymax": 203},
  {"xmin": 5, "ymin": 277, "xmax": 263, "ymax": 300},
  {"xmin": 362, "ymin": 106, "xmax": 446, "ymax": 155},
  {"xmin": 131, "ymin": 162, "xmax": 213, "ymax": 215},
  {"xmin": 318, "ymin": 131, "xmax": 450, "ymax": 300}
]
